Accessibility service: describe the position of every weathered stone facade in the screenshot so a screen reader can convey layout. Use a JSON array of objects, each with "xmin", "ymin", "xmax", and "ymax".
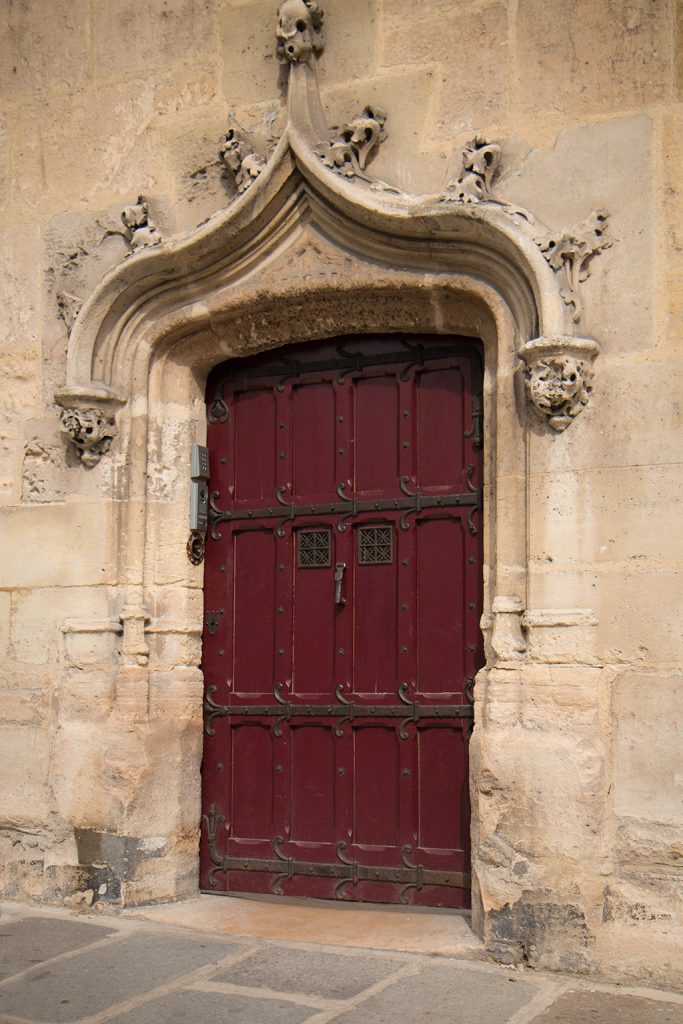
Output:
[{"xmin": 1, "ymin": 0, "xmax": 681, "ymax": 993}]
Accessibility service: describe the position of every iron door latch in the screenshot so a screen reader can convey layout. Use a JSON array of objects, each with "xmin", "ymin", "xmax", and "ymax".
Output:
[{"xmin": 334, "ymin": 562, "xmax": 347, "ymax": 606}]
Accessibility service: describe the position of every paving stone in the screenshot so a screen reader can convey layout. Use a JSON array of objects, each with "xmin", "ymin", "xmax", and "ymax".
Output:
[
  {"xmin": 213, "ymin": 945, "xmax": 402, "ymax": 1000},
  {"xmin": 331, "ymin": 962, "xmax": 537, "ymax": 1023},
  {"xmin": 531, "ymin": 989, "xmax": 683, "ymax": 1024},
  {"xmin": 0, "ymin": 933, "xmax": 243, "ymax": 1023},
  {"xmin": 107, "ymin": 988, "xmax": 315, "ymax": 1024},
  {"xmin": 0, "ymin": 917, "xmax": 116, "ymax": 980}
]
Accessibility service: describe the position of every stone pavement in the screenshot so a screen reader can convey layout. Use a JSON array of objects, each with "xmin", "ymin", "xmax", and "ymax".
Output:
[{"xmin": 1, "ymin": 900, "xmax": 682, "ymax": 1024}]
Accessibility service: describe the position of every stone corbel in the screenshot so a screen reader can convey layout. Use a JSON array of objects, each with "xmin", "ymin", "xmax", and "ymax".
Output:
[
  {"xmin": 55, "ymin": 386, "xmax": 125, "ymax": 468},
  {"xmin": 519, "ymin": 336, "xmax": 599, "ymax": 432},
  {"xmin": 489, "ymin": 596, "xmax": 527, "ymax": 663}
]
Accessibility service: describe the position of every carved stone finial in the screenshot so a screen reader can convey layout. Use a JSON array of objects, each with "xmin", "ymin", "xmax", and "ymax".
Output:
[
  {"xmin": 276, "ymin": 0, "xmax": 324, "ymax": 64},
  {"xmin": 219, "ymin": 129, "xmax": 266, "ymax": 195},
  {"xmin": 537, "ymin": 210, "xmax": 611, "ymax": 323},
  {"xmin": 443, "ymin": 136, "xmax": 502, "ymax": 203},
  {"xmin": 121, "ymin": 196, "xmax": 161, "ymax": 251},
  {"xmin": 315, "ymin": 106, "xmax": 387, "ymax": 182},
  {"xmin": 519, "ymin": 336, "xmax": 599, "ymax": 432},
  {"xmin": 60, "ymin": 406, "xmax": 118, "ymax": 467},
  {"xmin": 56, "ymin": 292, "xmax": 84, "ymax": 334}
]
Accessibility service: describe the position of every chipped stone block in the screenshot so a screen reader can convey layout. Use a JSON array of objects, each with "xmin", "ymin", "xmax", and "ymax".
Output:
[
  {"xmin": 613, "ymin": 672, "xmax": 683, "ymax": 823},
  {"xmin": 0, "ymin": 725, "xmax": 52, "ymax": 827}
]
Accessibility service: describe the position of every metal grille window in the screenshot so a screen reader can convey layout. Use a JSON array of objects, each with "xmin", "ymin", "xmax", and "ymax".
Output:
[
  {"xmin": 358, "ymin": 526, "xmax": 394, "ymax": 565},
  {"xmin": 298, "ymin": 529, "xmax": 331, "ymax": 568}
]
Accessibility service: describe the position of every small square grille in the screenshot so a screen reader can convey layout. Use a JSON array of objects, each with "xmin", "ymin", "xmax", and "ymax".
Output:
[
  {"xmin": 298, "ymin": 529, "xmax": 331, "ymax": 568},
  {"xmin": 358, "ymin": 525, "xmax": 394, "ymax": 565}
]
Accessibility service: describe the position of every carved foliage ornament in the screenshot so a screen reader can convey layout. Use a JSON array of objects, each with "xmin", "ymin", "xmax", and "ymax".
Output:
[
  {"xmin": 219, "ymin": 128, "xmax": 266, "ymax": 194},
  {"xmin": 276, "ymin": 0, "xmax": 324, "ymax": 63},
  {"xmin": 121, "ymin": 196, "xmax": 161, "ymax": 251},
  {"xmin": 315, "ymin": 106, "xmax": 387, "ymax": 182},
  {"xmin": 444, "ymin": 135, "xmax": 502, "ymax": 204},
  {"xmin": 60, "ymin": 406, "xmax": 117, "ymax": 467},
  {"xmin": 537, "ymin": 210, "xmax": 611, "ymax": 323},
  {"xmin": 519, "ymin": 337, "xmax": 599, "ymax": 432}
]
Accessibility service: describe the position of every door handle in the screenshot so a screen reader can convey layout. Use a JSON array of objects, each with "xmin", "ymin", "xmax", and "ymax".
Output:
[{"xmin": 334, "ymin": 562, "xmax": 347, "ymax": 607}]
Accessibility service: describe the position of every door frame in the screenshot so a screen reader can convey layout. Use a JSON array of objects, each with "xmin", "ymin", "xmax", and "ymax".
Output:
[{"xmin": 52, "ymin": 94, "xmax": 595, "ymax": 935}]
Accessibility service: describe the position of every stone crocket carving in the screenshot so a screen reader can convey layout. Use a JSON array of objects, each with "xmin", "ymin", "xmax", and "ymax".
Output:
[
  {"xmin": 443, "ymin": 136, "xmax": 502, "ymax": 203},
  {"xmin": 276, "ymin": 0, "xmax": 324, "ymax": 63},
  {"xmin": 219, "ymin": 129, "xmax": 266, "ymax": 194},
  {"xmin": 121, "ymin": 196, "xmax": 161, "ymax": 251},
  {"xmin": 537, "ymin": 210, "xmax": 611, "ymax": 323},
  {"xmin": 315, "ymin": 106, "xmax": 387, "ymax": 182},
  {"xmin": 60, "ymin": 406, "xmax": 118, "ymax": 467}
]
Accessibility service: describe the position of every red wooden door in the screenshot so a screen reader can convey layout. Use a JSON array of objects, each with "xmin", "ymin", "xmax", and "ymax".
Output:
[{"xmin": 200, "ymin": 334, "xmax": 483, "ymax": 908}]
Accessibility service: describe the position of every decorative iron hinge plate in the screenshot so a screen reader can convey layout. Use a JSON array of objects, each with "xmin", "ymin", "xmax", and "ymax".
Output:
[
  {"xmin": 204, "ymin": 684, "xmax": 474, "ymax": 739},
  {"xmin": 202, "ymin": 804, "xmax": 470, "ymax": 901},
  {"xmin": 208, "ymin": 466, "xmax": 481, "ymax": 539}
]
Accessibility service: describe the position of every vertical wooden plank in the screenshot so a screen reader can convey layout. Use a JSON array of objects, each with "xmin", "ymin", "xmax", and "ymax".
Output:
[
  {"xmin": 416, "ymin": 518, "xmax": 465, "ymax": 697},
  {"xmin": 233, "ymin": 529, "xmax": 276, "ymax": 696},
  {"xmin": 293, "ymin": 381, "xmax": 337, "ymax": 501},
  {"xmin": 233, "ymin": 388, "xmax": 276, "ymax": 503},
  {"xmin": 353, "ymin": 726, "xmax": 401, "ymax": 849},
  {"xmin": 354, "ymin": 374, "xmax": 400, "ymax": 494},
  {"xmin": 290, "ymin": 725, "xmax": 336, "ymax": 844},
  {"xmin": 416, "ymin": 366, "xmax": 464, "ymax": 489}
]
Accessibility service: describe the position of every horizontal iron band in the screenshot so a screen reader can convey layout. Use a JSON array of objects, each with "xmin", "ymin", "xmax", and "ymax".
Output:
[
  {"xmin": 215, "ymin": 344, "xmax": 472, "ymax": 385},
  {"xmin": 209, "ymin": 491, "xmax": 480, "ymax": 526},
  {"xmin": 204, "ymin": 701, "xmax": 474, "ymax": 720},
  {"xmin": 207, "ymin": 854, "xmax": 469, "ymax": 889}
]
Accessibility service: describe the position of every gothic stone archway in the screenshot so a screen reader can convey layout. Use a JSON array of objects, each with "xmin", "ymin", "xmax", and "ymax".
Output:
[{"xmin": 52, "ymin": 3, "xmax": 604, "ymax": 953}]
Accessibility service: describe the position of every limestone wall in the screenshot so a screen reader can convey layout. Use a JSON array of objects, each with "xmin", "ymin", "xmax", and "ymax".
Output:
[{"xmin": 0, "ymin": 0, "xmax": 681, "ymax": 990}]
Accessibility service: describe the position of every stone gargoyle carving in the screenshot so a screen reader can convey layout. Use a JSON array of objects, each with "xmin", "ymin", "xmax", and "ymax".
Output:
[
  {"xmin": 121, "ymin": 196, "xmax": 161, "ymax": 251},
  {"xmin": 276, "ymin": 0, "xmax": 324, "ymax": 63},
  {"xmin": 537, "ymin": 210, "xmax": 611, "ymax": 323},
  {"xmin": 443, "ymin": 135, "xmax": 502, "ymax": 203},
  {"xmin": 315, "ymin": 106, "xmax": 387, "ymax": 182},
  {"xmin": 219, "ymin": 129, "xmax": 266, "ymax": 194},
  {"xmin": 60, "ymin": 406, "xmax": 118, "ymax": 467},
  {"xmin": 519, "ymin": 336, "xmax": 599, "ymax": 432}
]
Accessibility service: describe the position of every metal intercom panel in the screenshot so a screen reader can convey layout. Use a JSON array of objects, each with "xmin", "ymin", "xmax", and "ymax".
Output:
[{"xmin": 189, "ymin": 444, "xmax": 210, "ymax": 531}]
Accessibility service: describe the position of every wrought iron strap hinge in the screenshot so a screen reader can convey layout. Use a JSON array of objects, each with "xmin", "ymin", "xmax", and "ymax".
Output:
[
  {"xmin": 208, "ymin": 468, "xmax": 482, "ymax": 540},
  {"xmin": 203, "ymin": 685, "xmax": 474, "ymax": 738},
  {"xmin": 202, "ymin": 805, "xmax": 470, "ymax": 900}
]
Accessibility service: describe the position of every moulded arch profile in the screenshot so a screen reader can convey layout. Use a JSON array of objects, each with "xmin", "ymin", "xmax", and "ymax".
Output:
[{"xmin": 55, "ymin": 135, "xmax": 567, "ymax": 412}]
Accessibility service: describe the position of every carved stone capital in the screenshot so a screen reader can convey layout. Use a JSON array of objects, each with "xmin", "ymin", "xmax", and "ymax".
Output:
[
  {"xmin": 519, "ymin": 336, "xmax": 599, "ymax": 432},
  {"xmin": 276, "ymin": 0, "xmax": 324, "ymax": 64},
  {"xmin": 219, "ymin": 128, "xmax": 266, "ymax": 195},
  {"xmin": 490, "ymin": 596, "xmax": 527, "ymax": 663},
  {"xmin": 536, "ymin": 210, "xmax": 611, "ymax": 323},
  {"xmin": 315, "ymin": 106, "xmax": 387, "ymax": 183}
]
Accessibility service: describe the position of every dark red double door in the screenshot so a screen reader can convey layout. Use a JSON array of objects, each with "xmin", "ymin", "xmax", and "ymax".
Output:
[{"xmin": 200, "ymin": 334, "xmax": 483, "ymax": 908}]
